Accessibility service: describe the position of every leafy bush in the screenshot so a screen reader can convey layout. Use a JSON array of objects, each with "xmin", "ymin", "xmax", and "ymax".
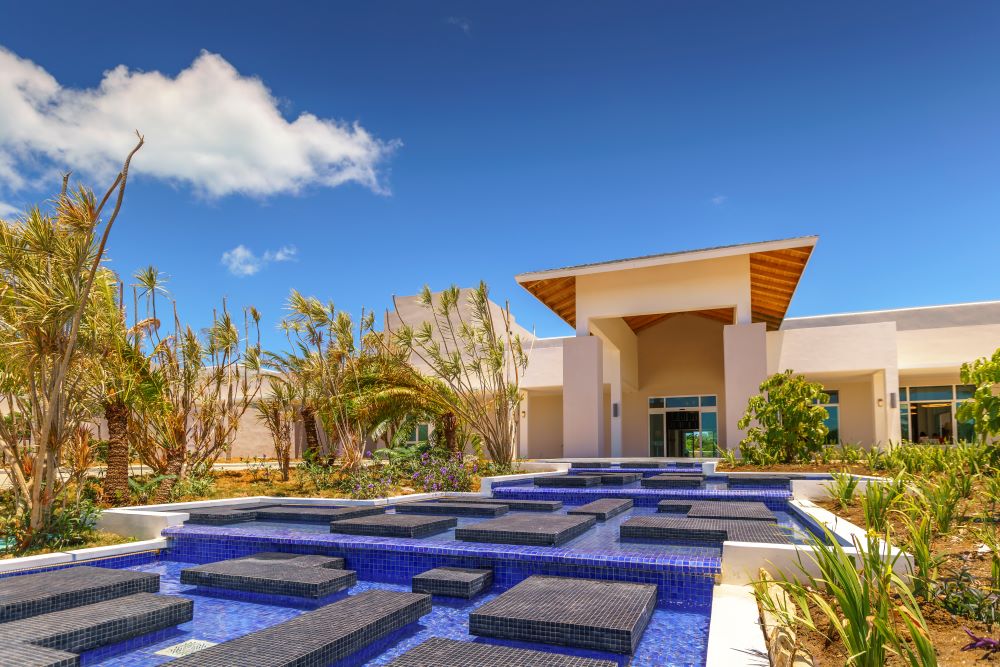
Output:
[
  {"xmin": 861, "ymin": 475, "xmax": 905, "ymax": 532},
  {"xmin": 825, "ymin": 471, "xmax": 860, "ymax": 508},
  {"xmin": 738, "ymin": 370, "xmax": 830, "ymax": 464},
  {"xmin": 1, "ymin": 498, "xmax": 101, "ymax": 555}
]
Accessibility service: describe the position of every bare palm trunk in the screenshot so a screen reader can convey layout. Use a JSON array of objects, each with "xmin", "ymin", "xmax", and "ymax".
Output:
[
  {"xmin": 153, "ymin": 451, "xmax": 185, "ymax": 504},
  {"xmin": 442, "ymin": 412, "xmax": 458, "ymax": 453},
  {"xmin": 103, "ymin": 399, "xmax": 130, "ymax": 505},
  {"xmin": 301, "ymin": 406, "xmax": 320, "ymax": 460}
]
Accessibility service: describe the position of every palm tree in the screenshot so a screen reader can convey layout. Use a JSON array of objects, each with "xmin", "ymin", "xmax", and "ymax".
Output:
[{"xmin": 254, "ymin": 377, "xmax": 296, "ymax": 480}]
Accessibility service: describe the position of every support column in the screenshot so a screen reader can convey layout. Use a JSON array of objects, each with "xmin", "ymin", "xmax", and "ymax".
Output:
[
  {"xmin": 723, "ymin": 322, "xmax": 768, "ymax": 454},
  {"xmin": 518, "ymin": 392, "xmax": 530, "ymax": 459},
  {"xmin": 873, "ymin": 368, "xmax": 901, "ymax": 447},
  {"xmin": 562, "ymin": 336, "xmax": 605, "ymax": 458}
]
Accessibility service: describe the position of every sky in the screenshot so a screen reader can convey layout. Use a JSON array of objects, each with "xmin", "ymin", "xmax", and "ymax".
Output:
[{"xmin": 0, "ymin": 1, "xmax": 998, "ymax": 350}]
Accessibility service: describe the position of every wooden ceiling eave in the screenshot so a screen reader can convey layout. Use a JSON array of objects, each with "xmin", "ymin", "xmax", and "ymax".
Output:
[
  {"xmin": 523, "ymin": 276, "xmax": 577, "ymax": 328},
  {"xmin": 749, "ymin": 245, "xmax": 814, "ymax": 331}
]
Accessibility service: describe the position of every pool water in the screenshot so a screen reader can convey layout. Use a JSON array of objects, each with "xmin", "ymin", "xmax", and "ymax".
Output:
[{"xmin": 83, "ymin": 560, "xmax": 710, "ymax": 667}]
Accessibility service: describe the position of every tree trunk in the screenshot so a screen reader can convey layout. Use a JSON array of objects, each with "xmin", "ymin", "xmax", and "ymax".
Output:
[
  {"xmin": 153, "ymin": 451, "xmax": 185, "ymax": 504},
  {"xmin": 301, "ymin": 405, "xmax": 320, "ymax": 460},
  {"xmin": 103, "ymin": 399, "xmax": 130, "ymax": 505},
  {"xmin": 442, "ymin": 412, "xmax": 458, "ymax": 453}
]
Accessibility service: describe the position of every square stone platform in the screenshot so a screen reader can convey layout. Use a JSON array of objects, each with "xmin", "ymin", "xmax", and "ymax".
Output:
[
  {"xmin": 579, "ymin": 472, "xmax": 641, "ymax": 485},
  {"xmin": 329, "ymin": 514, "xmax": 457, "ymax": 538},
  {"xmin": 570, "ymin": 462, "xmax": 612, "ymax": 469},
  {"xmin": 395, "ymin": 502, "xmax": 508, "ymax": 517},
  {"xmin": 469, "ymin": 575, "xmax": 656, "ymax": 654},
  {"xmin": 567, "ymin": 498, "xmax": 633, "ymax": 521},
  {"xmin": 0, "ymin": 566, "xmax": 159, "ymax": 623},
  {"xmin": 0, "ymin": 642, "xmax": 78, "ymax": 667},
  {"xmin": 234, "ymin": 552, "xmax": 346, "ymax": 569},
  {"xmin": 620, "ymin": 515, "xmax": 789, "ymax": 544},
  {"xmin": 0, "ymin": 593, "xmax": 193, "ymax": 655},
  {"xmin": 640, "ymin": 474, "xmax": 703, "ymax": 489},
  {"xmin": 411, "ymin": 567, "xmax": 493, "ymax": 598},
  {"xmin": 168, "ymin": 590, "xmax": 432, "ymax": 666},
  {"xmin": 534, "ymin": 475, "xmax": 601, "ymax": 488},
  {"xmin": 252, "ymin": 505, "xmax": 386, "ymax": 523},
  {"xmin": 455, "ymin": 514, "xmax": 596, "ymax": 546},
  {"xmin": 686, "ymin": 501, "xmax": 776, "ymax": 522},
  {"xmin": 437, "ymin": 497, "xmax": 562, "ymax": 512},
  {"xmin": 184, "ymin": 507, "xmax": 258, "ymax": 525},
  {"xmin": 387, "ymin": 637, "xmax": 617, "ymax": 667},
  {"xmin": 180, "ymin": 558, "xmax": 357, "ymax": 599}
]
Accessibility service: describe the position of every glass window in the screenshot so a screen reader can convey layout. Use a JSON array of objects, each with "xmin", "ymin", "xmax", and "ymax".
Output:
[
  {"xmin": 649, "ymin": 398, "xmax": 664, "ymax": 409},
  {"xmin": 700, "ymin": 412, "xmax": 718, "ymax": 457},
  {"xmin": 957, "ymin": 415, "xmax": 975, "ymax": 443},
  {"xmin": 909, "ymin": 386, "xmax": 954, "ymax": 401},
  {"xmin": 824, "ymin": 390, "xmax": 839, "ymax": 404},
  {"xmin": 666, "ymin": 396, "xmax": 699, "ymax": 408},
  {"xmin": 405, "ymin": 423, "xmax": 431, "ymax": 445},
  {"xmin": 899, "ymin": 387, "xmax": 907, "ymax": 401},
  {"xmin": 824, "ymin": 405, "xmax": 840, "ymax": 444},
  {"xmin": 899, "ymin": 403, "xmax": 910, "ymax": 441},
  {"xmin": 956, "ymin": 385, "xmax": 976, "ymax": 400},
  {"xmin": 700, "ymin": 395, "xmax": 717, "ymax": 407},
  {"xmin": 649, "ymin": 414, "xmax": 665, "ymax": 456}
]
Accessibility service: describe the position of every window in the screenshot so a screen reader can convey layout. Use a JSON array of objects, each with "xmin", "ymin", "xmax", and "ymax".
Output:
[
  {"xmin": 404, "ymin": 423, "xmax": 431, "ymax": 446},
  {"xmin": 648, "ymin": 395, "xmax": 718, "ymax": 457},
  {"xmin": 818, "ymin": 390, "xmax": 839, "ymax": 444},
  {"xmin": 908, "ymin": 386, "xmax": 953, "ymax": 402},
  {"xmin": 900, "ymin": 384, "xmax": 978, "ymax": 443}
]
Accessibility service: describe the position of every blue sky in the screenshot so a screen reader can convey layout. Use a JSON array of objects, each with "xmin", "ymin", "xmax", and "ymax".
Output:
[{"xmin": 1, "ymin": 1, "xmax": 998, "ymax": 349}]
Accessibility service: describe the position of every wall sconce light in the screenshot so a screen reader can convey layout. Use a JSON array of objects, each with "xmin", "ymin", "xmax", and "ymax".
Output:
[
  {"xmin": 612, "ymin": 403, "xmax": 620, "ymax": 418},
  {"xmin": 889, "ymin": 392, "xmax": 898, "ymax": 409},
  {"xmin": 877, "ymin": 398, "xmax": 885, "ymax": 408},
  {"xmin": 521, "ymin": 410, "xmax": 526, "ymax": 418}
]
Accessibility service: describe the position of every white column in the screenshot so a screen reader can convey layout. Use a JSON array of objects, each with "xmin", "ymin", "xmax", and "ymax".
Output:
[
  {"xmin": 608, "ymin": 347, "xmax": 623, "ymax": 457},
  {"xmin": 562, "ymin": 336, "xmax": 605, "ymax": 458},
  {"xmin": 518, "ymin": 392, "xmax": 530, "ymax": 459},
  {"xmin": 723, "ymin": 322, "xmax": 768, "ymax": 454},
  {"xmin": 873, "ymin": 368, "xmax": 901, "ymax": 447}
]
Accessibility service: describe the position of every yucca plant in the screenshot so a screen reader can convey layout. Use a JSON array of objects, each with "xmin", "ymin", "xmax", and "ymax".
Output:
[
  {"xmin": 913, "ymin": 477, "xmax": 959, "ymax": 534},
  {"xmin": 974, "ymin": 522, "xmax": 1000, "ymax": 593},
  {"xmin": 826, "ymin": 471, "xmax": 860, "ymax": 508},
  {"xmin": 897, "ymin": 504, "xmax": 943, "ymax": 598},
  {"xmin": 767, "ymin": 527, "xmax": 937, "ymax": 667},
  {"xmin": 861, "ymin": 474, "xmax": 906, "ymax": 533}
]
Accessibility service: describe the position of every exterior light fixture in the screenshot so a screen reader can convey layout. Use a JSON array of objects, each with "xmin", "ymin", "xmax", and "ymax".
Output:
[
  {"xmin": 889, "ymin": 392, "xmax": 898, "ymax": 409},
  {"xmin": 877, "ymin": 398, "xmax": 885, "ymax": 408}
]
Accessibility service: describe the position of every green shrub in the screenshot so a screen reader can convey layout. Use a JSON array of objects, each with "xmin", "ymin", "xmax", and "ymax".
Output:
[
  {"xmin": 861, "ymin": 475, "xmax": 905, "ymax": 533},
  {"xmin": 738, "ymin": 370, "xmax": 830, "ymax": 464},
  {"xmin": 825, "ymin": 471, "xmax": 860, "ymax": 508}
]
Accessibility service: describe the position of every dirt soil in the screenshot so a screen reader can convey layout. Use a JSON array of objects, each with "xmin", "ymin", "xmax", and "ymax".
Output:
[{"xmin": 719, "ymin": 462, "xmax": 876, "ymax": 475}]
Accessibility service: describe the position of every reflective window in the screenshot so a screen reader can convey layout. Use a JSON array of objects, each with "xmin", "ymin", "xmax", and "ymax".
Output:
[
  {"xmin": 649, "ymin": 413, "xmax": 665, "ymax": 456},
  {"xmin": 700, "ymin": 412, "xmax": 719, "ymax": 457},
  {"xmin": 899, "ymin": 387, "xmax": 908, "ymax": 401},
  {"xmin": 700, "ymin": 395, "xmax": 717, "ymax": 407},
  {"xmin": 824, "ymin": 405, "xmax": 840, "ymax": 444},
  {"xmin": 649, "ymin": 398, "xmax": 664, "ymax": 409},
  {"xmin": 908, "ymin": 386, "xmax": 954, "ymax": 401},
  {"xmin": 899, "ymin": 403, "xmax": 910, "ymax": 441},
  {"xmin": 665, "ymin": 396, "xmax": 699, "ymax": 408},
  {"xmin": 956, "ymin": 385, "xmax": 976, "ymax": 400}
]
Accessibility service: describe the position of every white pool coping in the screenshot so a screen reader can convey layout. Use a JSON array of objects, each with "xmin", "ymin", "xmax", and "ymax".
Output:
[{"xmin": 705, "ymin": 583, "xmax": 769, "ymax": 667}]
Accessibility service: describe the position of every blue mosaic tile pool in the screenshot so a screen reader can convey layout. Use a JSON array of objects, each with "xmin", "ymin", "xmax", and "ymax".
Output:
[{"xmin": 80, "ymin": 560, "xmax": 710, "ymax": 667}]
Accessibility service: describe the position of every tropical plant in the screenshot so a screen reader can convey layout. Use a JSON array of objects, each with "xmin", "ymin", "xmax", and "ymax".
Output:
[
  {"xmin": 898, "ymin": 505, "xmax": 943, "ymax": 599},
  {"xmin": 935, "ymin": 566, "xmax": 999, "ymax": 629},
  {"xmin": 254, "ymin": 379, "xmax": 296, "ymax": 481},
  {"xmin": 392, "ymin": 283, "xmax": 529, "ymax": 466},
  {"xmin": 825, "ymin": 471, "xmax": 860, "ymax": 508},
  {"xmin": 737, "ymin": 370, "xmax": 830, "ymax": 464},
  {"xmin": 956, "ymin": 348, "xmax": 1000, "ymax": 444},
  {"xmin": 861, "ymin": 474, "xmax": 905, "ymax": 533},
  {"xmin": 913, "ymin": 477, "xmax": 959, "ymax": 534},
  {"xmin": 0, "ymin": 136, "xmax": 143, "ymax": 546},
  {"xmin": 974, "ymin": 522, "xmax": 1000, "ymax": 593}
]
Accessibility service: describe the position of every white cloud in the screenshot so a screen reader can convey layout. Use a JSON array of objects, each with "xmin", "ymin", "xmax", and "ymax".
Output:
[
  {"xmin": 0, "ymin": 47, "xmax": 398, "ymax": 199},
  {"xmin": 710, "ymin": 194, "xmax": 727, "ymax": 206},
  {"xmin": 446, "ymin": 17, "xmax": 472, "ymax": 35},
  {"xmin": 0, "ymin": 201, "xmax": 19, "ymax": 217},
  {"xmin": 221, "ymin": 244, "xmax": 297, "ymax": 277}
]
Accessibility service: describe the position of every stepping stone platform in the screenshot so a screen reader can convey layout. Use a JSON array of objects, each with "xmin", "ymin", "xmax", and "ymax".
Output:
[
  {"xmin": 387, "ymin": 637, "xmax": 617, "ymax": 667},
  {"xmin": 578, "ymin": 472, "xmax": 641, "ymax": 485},
  {"xmin": 180, "ymin": 556, "xmax": 356, "ymax": 599},
  {"xmin": 395, "ymin": 501, "xmax": 507, "ymax": 517},
  {"xmin": 0, "ymin": 642, "xmax": 78, "ymax": 667},
  {"xmin": 640, "ymin": 473, "xmax": 703, "ymax": 489},
  {"xmin": 455, "ymin": 513, "xmax": 596, "ymax": 546},
  {"xmin": 0, "ymin": 593, "xmax": 193, "ymax": 655},
  {"xmin": 233, "ymin": 552, "xmax": 346, "ymax": 568},
  {"xmin": 438, "ymin": 497, "xmax": 563, "ymax": 511},
  {"xmin": 411, "ymin": 567, "xmax": 492, "ymax": 598},
  {"xmin": 567, "ymin": 498, "xmax": 633, "ymax": 521},
  {"xmin": 0, "ymin": 566, "xmax": 159, "ymax": 622},
  {"xmin": 330, "ymin": 513, "xmax": 457, "ymax": 538},
  {"xmin": 534, "ymin": 474, "xmax": 601, "ymax": 487},
  {"xmin": 184, "ymin": 507, "xmax": 258, "ymax": 525},
  {"xmin": 655, "ymin": 499, "xmax": 776, "ymax": 521},
  {"xmin": 570, "ymin": 461, "xmax": 612, "ymax": 469},
  {"xmin": 469, "ymin": 575, "xmax": 656, "ymax": 654},
  {"xmin": 620, "ymin": 515, "xmax": 790, "ymax": 544},
  {"xmin": 251, "ymin": 504, "xmax": 386, "ymax": 523},
  {"xmin": 726, "ymin": 475, "xmax": 792, "ymax": 488},
  {"xmin": 167, "ymin": 589, "xmax": 432, "ymax": 666}
]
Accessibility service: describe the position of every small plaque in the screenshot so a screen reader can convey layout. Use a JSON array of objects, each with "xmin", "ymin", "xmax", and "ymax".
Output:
[{"xmin": 154, "ymin": 639, "xmax": 218, "ymax": 657}]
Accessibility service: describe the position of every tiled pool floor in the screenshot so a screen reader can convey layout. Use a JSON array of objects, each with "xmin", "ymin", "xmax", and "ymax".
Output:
[{"xmin": 84, "ymin": 560, "xmax": 710, "ymax": 667}]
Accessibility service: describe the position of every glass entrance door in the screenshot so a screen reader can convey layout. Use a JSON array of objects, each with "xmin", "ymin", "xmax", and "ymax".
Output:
[{"xmin": 666, "ymin": 411, "xmax": 700, "ymax": 457}]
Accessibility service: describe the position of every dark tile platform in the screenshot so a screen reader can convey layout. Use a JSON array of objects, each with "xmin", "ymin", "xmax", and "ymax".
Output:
[
  {"xmin": 0, "ymin": 642, "xmax": 78, "ymax": 667},
  {"xmin": 411, "ymin": 567, "xmax": 493, "ymax": 598},
  {"xmin": 329, "ymin": 513, "xmax": 457, "ymax": 538},
  {"xmin": 395, "ymin": 501, "xmax": 508, "ymax": 517},
  {"xmin": 686, "ymin": 501, "xmax": 776, "ymax": 522},
  {"xmin": 579, "ymin": 472, "xmax": 641, "ymax": 485},
  {"xmin": 251, "ymin": 504, "xmax": 386, "ymax": 523},
  {"xmin": 184, "ymin": 507, "xmax": 258, "ymax": 525},
  {"xmin": 567, "ymin": 498, "xmax": 633, "ymax": 521},
  {"xmin": 654, "ymin": 500, "xmax": 694, "ymax": 514},
  {"xmin": 234, "ymin": 552, "xmax": 346, "ymax": 569},
  {"xmin": 387, "ymin": 637, "xmax": 617, "ymax": 667},
  {"xmin": 0, "ymin": 565, "xmax": 159, "ymax": 622},
  {"xmin": 167, "ymin": 589, "xmax": 432, "ymax": 666},
  {"xmin": 438, "ymin": 497, "xmax": 563, "ymax": 511},
  {"xmin": 469, "ymin": 575, "xmax": 656, "ymax": 654},
  {"xmin": 570, "ymin": 462, "xmax": 612, "ymax": 469},
  {"xmin": 180, "ymin": 558, "xmax": 357, "ymax": 599},
  {"xmin": 0, "ymin": 593, "xmax": 193, "ymax": 654},
  {"xmin": 455, "ymin": 513, "xmax": 596, "ymax": 546},
  {"xmin": 620, "ymin": 515, "xmax": 789, "ymax": 544},
  {"xmin": 534, "ymin": 475, "xmax": 601, "ymax": 487},
  {"xmin": 640, "ymin": 474, "xmax": 703, "ymax": 489}
]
